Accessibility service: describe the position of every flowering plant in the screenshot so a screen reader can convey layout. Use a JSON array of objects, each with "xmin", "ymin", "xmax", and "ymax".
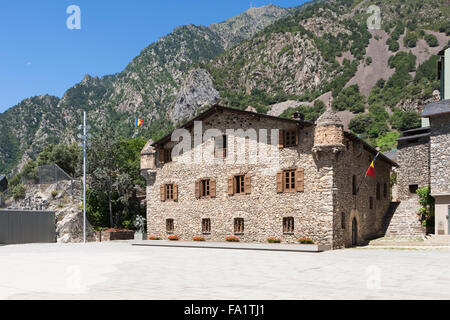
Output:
[
  {"xmin": 298, "ymin": 237, "xmax": 314, "ymax": 244},
  {"xmin": 148, "ymin": 236, "xmax": 161, "ymax": 240},
  {"xmin": 267, "ymin": 237, "xmax": 281, "ymax": 243},
  {"xmin": 225, "ymin": 236, "xmax": 240, "ymax": 242},
  {"xmin": 193, "ymin": 236, "xmax": 206, "ymax": 241},
  {"xmin": 168, "ymin": 235, "xmax": 180, "ymax": 241}
]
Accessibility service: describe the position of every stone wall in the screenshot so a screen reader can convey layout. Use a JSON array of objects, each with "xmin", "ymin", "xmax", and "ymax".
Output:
[
  {"xmin": 429, "ymin": 114, "xmax": 450, "ymax": 195},
  {"xmin": 396, "ymin": 138, "xmax": 430, "ymax": 201}
]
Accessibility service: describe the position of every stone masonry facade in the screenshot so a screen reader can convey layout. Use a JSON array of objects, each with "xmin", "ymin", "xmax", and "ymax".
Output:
[{"xmin": 141, "ymin": 106, "xmax": 394, "ymax": 249}]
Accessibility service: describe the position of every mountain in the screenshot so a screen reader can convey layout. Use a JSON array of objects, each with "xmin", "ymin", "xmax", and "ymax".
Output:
[{"xmin": 1, "ymin": 0, "xmax": 449, "ymax": 175}]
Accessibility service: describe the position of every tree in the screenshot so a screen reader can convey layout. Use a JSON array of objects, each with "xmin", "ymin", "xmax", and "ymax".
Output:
[
  {"xmin": 403, "ymin": 32, "xmax": 418, "ymax": 48},
  {"xmin": 332, "ymin": 84, "xmax": 365, "ymax": 113},
  {"xmin": 349, "ymin": 114, "xmax": 375, "ymax": 134},
  {"xmin": 424, "ymin": 34, "xmax": 439, "ymax": 47},
  {"xmin": 390, "ymin": 109, "xmax": 421, "ymax": 131},
  {"xmin": 38, "ymin": 143, "xmax": 81, "ymax": 177}
]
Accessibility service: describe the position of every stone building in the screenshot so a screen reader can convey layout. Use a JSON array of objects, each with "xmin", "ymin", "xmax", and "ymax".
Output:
[
  {"xmin": 141, "ymin": 105, "xmax": 395, "ymax": 249},
  {"xmin": 422, "ymin": 100, "xmax": 450, "ymax": 235}
]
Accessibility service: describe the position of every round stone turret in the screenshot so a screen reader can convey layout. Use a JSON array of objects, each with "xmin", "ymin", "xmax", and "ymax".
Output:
[
  {"xmin": 140, "ymin": 139, "xmax": 156, "ymax": 171},
  {"xmin": 312, "ymin": 108, "xmax": 345, "ymax": 156}
]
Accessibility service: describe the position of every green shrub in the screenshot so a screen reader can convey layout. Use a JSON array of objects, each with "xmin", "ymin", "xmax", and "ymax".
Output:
[
  {"xmin": 349, "ymin": 114, "xmax": 375, "ymax": 134},
  {"xmin": 403, "ymin": 32, "xmax": 418, "ymax": 48},
  {"xmin": 12, "ymin": 184, "xmax": 26, "ymax": 200},
  {"xmin": 424, "ymin": 34, "xmax": 439, "ymax": 47}
]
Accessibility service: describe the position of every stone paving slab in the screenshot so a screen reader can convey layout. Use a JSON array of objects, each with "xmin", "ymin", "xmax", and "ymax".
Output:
[{"xmin": 132, "ymin": 240, "xmax": 331, "ymax": 252}]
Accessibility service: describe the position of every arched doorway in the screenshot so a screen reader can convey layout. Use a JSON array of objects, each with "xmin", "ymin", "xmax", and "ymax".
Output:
[{"xmin": 352, "ymin": 218, "xmax": 357, "ymax": 246}]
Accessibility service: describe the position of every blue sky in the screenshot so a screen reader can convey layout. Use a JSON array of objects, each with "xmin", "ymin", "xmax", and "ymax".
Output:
[{"xmin": 0, "ymin": 0, "xmax": 308, "ymax": 113}]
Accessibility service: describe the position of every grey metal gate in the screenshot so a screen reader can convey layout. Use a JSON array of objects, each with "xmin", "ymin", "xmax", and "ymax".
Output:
[{"xmin": 0, "ymin": 210, "xmax": 56, "ymax": 245}]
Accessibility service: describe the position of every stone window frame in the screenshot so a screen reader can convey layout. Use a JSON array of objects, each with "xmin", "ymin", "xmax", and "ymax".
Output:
[
  {"xmin": 277, "ymin": 168, "xmax": 304, "ymax": 193},
  {"xmin": 234, "ymin": 218, "xmax": 245, "ymax": 235},
  {"xmin": 283, "ymin": 217, "xmax": 294, "ymax": 234},
  {"xmin": 352, "ymin": 175, "xmax": 357, "ymax": 195},
  {"xmin": 409, "ymin": 184, "xmax": 419, "ymax": 194},
  {"xmin": 166, "ymin": 219, "xmax": 174, "ymax": 234},
  {"xmin": 202, "ymin": 218, "xmax": 211, "ymax": 234}
]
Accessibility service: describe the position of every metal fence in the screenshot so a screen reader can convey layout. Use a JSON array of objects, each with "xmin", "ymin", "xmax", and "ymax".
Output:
[
  {"xmin": 38, "ymin": 164, "xmax": 73, "ymax": 185},
  {"xmin": 0, "ymin": 210, "xmax": 56, "ymax": 245}
]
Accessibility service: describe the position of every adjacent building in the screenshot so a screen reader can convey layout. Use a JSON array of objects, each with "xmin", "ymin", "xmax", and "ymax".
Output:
[{"xmin": 141, "ymin": 106, "xmax": 396, "ymax": 249}]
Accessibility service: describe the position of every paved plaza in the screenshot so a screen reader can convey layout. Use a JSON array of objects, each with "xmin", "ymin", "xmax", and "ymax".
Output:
[{"xmin": 0, "ymin": 242, "xmax": 449, "ymax": 300}]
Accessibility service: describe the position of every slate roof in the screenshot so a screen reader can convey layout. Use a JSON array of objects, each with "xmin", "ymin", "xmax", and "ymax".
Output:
[{"xmin": 421, "ymin": 99, "xmax": 450, "ymax": 117}]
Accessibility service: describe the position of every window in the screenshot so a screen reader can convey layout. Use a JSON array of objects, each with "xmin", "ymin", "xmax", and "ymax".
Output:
[
  {"xmin": 285, "ymin": 130, "xmax": 298, "ymax": 147},
  {"xmin": 235, "ymin": 175, "xmax": 245, "ymax": 194},
  {"xmin": 228, "ymin": 174, "xmax": 251, "ymax": 195},
  {"xmin": 166, "ymin": 219, "xmax": 174, "ymax": 233},
  {"xmin": 376, "ymin": 182, "xmax": 381, "ymax": 200},
  {"xmin": 352, "ymin": 175, "xmax": 357, "ymax": 195},
  {"xmin": 409, "ymin": 184, "xmax": 419, "ymax": 194},
  {"xmin": 370, "ymin": 197, "xmax": 374, "ymax": 210},
  {"xmin": 166, "ymin": 184, "xmax": 174, "ymax": 200},
  {"xmin": 341, "ymin": 212, "xmax": 346, "ymax": 229},
  {"xmin": 164, "ymin": 148, "xmax": 172, "ymax": 163},
  {"xmin": 159, "ymin": 148, "xmax": 172, "ymax": 163},
  {"xmin": 214, "ymin": 135, "xmax": 227, "ymax": 158},
  {"xmin": 234, "ymin": 218, "xmax": 244, "ymax": 234},
  {"xmin": 277, "ymin": 169, "xmax": 304, "ymax": 193},
  {"xmin": 202, "ymin": 219, "xmax": 211, "ymax": 234},
  {"xmin": 279, "ymin": 129, "xmax": 298, "ymax": 148},
  {"xmin": 196, "ymin": 179, "xmax": 216, "ymax": 199},
  {"xmin": 284, "ymin": 170, "xmax": 296, "ymax": 192},
  {"xmin": 160, "ymin": 184, "xmax": 178, "ymax": 202},
  {"xmin": 201, "ymin": 180, "xmax": 210, "ymax": 197},
  {"xmin": 283, "ymin": 217, "xmax": 294, "ymax": 234},
  {"xmin": 383, "ymin": 183, "xmax": 388, "ymax": 199}
]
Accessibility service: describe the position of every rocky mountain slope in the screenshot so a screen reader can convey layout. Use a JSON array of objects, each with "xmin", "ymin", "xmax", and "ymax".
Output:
[{"xmin": 1, "ymin": 0, "xmax": 449, "ymax": 175}]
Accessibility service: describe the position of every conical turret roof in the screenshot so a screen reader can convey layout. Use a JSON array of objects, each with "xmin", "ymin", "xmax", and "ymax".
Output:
[{"xmin": 315, "ymin": 107, "xmax": 343, "ymax": 127}]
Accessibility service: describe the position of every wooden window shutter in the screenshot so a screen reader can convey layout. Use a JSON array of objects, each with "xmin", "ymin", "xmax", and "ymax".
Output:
[
  {"xmin": 173, "ymin": 184, "xmax": 178, "ymax": 201},
  {"xmin": 276, "ymin": 171, "xmax": 283, "ymax": 193},
  {"xmin": 296, "ymin": 168, "xmax": 304, "ymax": 192},
  {"xmin": 159, "ymin": 149, "xmax": 165, "ymax": 163},
  {"xmin": 244, "ymin": 174, "xmax": 251, "ymax": 194},
  {"xmin": 160, "ymin": 185, "xmax": 166, "ymax": 202},
  {"xmin": 278, "ymin": 130, "xmax": 285, "ymax": 149},
  {"xmin": 228, "ymin": 177, "xmax": 234, "ymax": 195},
  {"xmin": 210, "ymin": 179, "xmax": 216, "ymax": 198},
  {"xmin": 195, "ymin": 180, "xmax": 200, "ymax": 199}
]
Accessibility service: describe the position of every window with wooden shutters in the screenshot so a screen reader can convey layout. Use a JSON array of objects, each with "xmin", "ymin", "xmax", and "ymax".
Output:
[
  {"xmin": 234, "ymin": 175, "xmax": 245, "ymax": 194},
  {"xmin": 214, "ymin": 135, "xmax": 227, "ymax": 159},
  {"xmin": 283, "ymin": 217, "xmax": 294, "ymax": 234},
  {"xmin": 201, "ymin": 179, "xmax": 210, "ymax": 197},
  {"xmin": 202, "ymin": 219, "xmax": 211, "ymax": 234},
  {"xmin": 284, "ymin": 170, "xmax": 296, "ymax": 192},
  {"xmin": 165, "ymin": 184, "xmax": 174, "ymax": 201},
  {"xmin": 244, "ymin": 174, "xmax": 251, "ymax": 194},
  {"xmin": 285, "ymin": 129, "xmax": 298, "ymax": 147},
  {"xmin": 234, "ymin": 218, "xmax": 244, "ymax": 234},
  {"xmin": 166, "ymin": 219, "xmax": 174, "ymax": 233},
  {"xmin": 195, "ymin": 180, "xmax": 200, "ymax": 199},
  {"xmin": 210, "ymin": 179, "xmax": 216, "ymax": 198}
]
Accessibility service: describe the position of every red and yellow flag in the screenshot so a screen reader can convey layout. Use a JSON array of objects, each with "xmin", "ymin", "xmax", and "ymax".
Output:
[{"xmin": 365, "ymin": 152, "xmax": 380, "ymax": 179}]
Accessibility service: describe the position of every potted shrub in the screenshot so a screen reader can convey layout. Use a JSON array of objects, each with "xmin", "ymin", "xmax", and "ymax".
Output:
[
  {"xmin": 148, "ymin": 236, "xmax": 161, "ymax": 240},
  {"xmin": 225, "ymin": 236, "xmax": 240, "ymax": 242},
  {"xmin": 168, "ymin": 235, "xmax": 180, "ymax": 241},
  {"xmin": 298, "ymin": 237, "xmax": 314, "ymax": 244},
  {"xmin": 193, "ymin": 236, "xmax": 206, "ymax": 241},
  {"xmin": 267, "ymin": 237, "xmax": 281, "ymax": 243}
]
